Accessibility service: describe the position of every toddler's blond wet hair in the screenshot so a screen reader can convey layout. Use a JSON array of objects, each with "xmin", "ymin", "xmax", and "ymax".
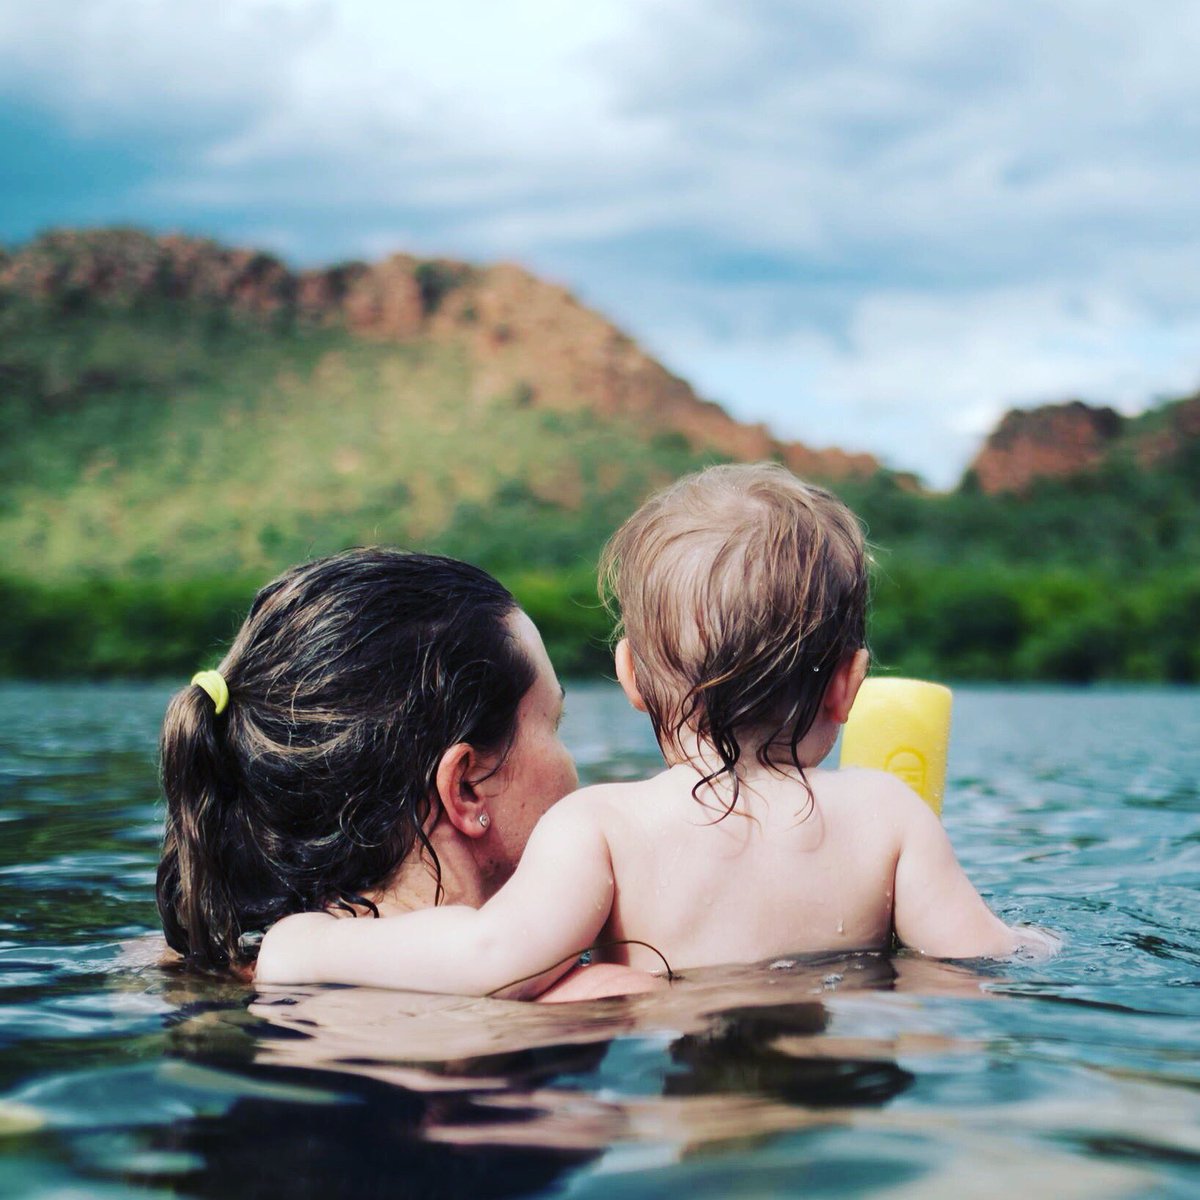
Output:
[{"xmin": 600, "ymin": 463, "xmax": 868, "ymax": 797}]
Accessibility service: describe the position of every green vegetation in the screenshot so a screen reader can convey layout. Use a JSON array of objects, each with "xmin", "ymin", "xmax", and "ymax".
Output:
[
  {"xmin": 840, "ymin": 451, "xmax": 1200, "ymax": 682},
  {"xmin": 1, "ymin": 291, "xmax": 1197, "ymax": 681},
  {"xmin": 0, "ymin": 295, "xmax": 705, "ymax": 676}
]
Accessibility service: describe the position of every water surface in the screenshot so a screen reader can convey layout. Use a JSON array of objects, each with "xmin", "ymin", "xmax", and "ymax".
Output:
[{"xmin": 1, "ymin": 682, "xmax": 1197, "ymax": 1198}]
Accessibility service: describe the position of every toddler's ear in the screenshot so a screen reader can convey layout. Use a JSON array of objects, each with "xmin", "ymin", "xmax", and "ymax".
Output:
[
  {"xmin": 614, "ymin": 638, "xmax": 648, "ymax": 713},
  {"xmin": 825, "ymin": 648, "xmax": 870, "ymax": 725}
]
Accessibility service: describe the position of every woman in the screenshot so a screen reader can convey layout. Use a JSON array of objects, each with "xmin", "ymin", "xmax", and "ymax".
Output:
[{"xmin": 158, "ymin": 547, "xmax": 641, "ymax": 998}]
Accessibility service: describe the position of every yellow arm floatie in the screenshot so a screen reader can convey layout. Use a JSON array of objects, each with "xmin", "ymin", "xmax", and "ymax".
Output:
[{"xmin": 839, "ymin": 678, "xmax": 953, "ymax": 816}]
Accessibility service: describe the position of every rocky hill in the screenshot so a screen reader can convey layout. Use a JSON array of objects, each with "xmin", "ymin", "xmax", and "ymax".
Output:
[
  {"xmin": 11, "ymin": 228, "xmax": 1195, "ymax": 506},
  {"xmin": 966, "ymin": 394, "xmax": 1200, "ymax": 494},
  {"xmin": 0, "ymin": 228, "xmax": 876, "ymax": 480}
]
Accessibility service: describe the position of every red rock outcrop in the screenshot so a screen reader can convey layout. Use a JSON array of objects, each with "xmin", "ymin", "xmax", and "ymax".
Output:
[
  {"xmin": 967, "ymin": 393, "xmax": 1200, "ymax": 494},
  {"xmin": 0, "ymin": 229, "xmax": 299, "ymax": 316},
  {"xmin": 967, "ymin": 401, "xmax": 1125, "ymax": 494}
]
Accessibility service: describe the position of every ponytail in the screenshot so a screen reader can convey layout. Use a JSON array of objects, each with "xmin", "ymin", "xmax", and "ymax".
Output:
[{"xmin": 157, "ymin": 679, "xmax": 246, "ymax": 970}]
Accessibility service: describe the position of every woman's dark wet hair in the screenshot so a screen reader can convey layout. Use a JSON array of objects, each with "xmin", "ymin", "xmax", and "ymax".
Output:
[{"xmin": 157, "ymin": 549, "xmax": 536, "ymax": 973}]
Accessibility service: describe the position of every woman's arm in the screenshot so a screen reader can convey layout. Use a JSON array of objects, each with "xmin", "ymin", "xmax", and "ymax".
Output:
[{"xmin": 256, "ymin": 796, "xmax": 616, "ymax": 998}]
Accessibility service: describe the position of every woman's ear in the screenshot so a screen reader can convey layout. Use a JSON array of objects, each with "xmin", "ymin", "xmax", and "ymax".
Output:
[
  {"xmin": 614, "ymin": 638, "xmax": 648, "ymax": 713},
  {"xmin": 823, "ymin": 648, "xmax": 870, "ymax": 725},
  {"xmin": 434, "ymin": 743, "xmax": 491, "ymax": 839}
]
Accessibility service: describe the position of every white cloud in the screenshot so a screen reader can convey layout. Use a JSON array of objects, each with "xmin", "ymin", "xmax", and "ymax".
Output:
[
  {"xmin": 663, "ymin": 286, "xmax": 1200, "ymax": 487},
  {"xmin": 0, "ymin": 1, "xmax": 312, "ymax": 133}
]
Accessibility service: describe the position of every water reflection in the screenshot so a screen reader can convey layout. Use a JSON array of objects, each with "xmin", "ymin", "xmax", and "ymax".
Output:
[
  {"xmin": 136, "ymin": 1070, "xmax": 597, "ymax": 1200},
  {"xmin": 16, "ymin": 949, "xmax": 1140, "ymax": 1198},
  {"xmin": 45, "ymin": 955, "xmax": 946, "ymax": 1197},
  {"xmin": 664, "ymin": 1005, "xmax": 914, "ymax": 1109},
  {"xmin": 214, "ymin": 954, "xmax": 983, "ymax": 1157}
]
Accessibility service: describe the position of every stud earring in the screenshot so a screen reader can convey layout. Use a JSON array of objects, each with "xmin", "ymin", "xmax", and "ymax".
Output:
[{"xmin": 478, "ymin": 813, "xmax": 490, "ymax": 829}]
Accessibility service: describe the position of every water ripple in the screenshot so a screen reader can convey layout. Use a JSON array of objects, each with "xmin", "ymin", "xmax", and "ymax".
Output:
[{"xmin": 0, "ymin": 681, "xmax": 1197, "ymax": 1198}]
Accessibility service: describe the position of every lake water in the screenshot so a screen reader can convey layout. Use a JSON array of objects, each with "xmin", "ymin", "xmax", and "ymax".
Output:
[{"xmin": 0, "ymin": 681, "xmax": 1197, "ymax": 1198}]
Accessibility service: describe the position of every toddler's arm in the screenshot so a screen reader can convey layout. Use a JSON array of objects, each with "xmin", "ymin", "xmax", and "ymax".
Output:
[
  {"xmin": 256, "ymin": 795, "xmax": 616, "ymax": 998},
  {"xmin": 887, "ymin": 777, "xmax": 1054, "ymax": 959}
]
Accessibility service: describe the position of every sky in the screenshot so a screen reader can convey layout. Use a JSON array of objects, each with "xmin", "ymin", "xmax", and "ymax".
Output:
[{"xmin": 2, "ymin": 0, "xmax": 1199, "ymax": 486}]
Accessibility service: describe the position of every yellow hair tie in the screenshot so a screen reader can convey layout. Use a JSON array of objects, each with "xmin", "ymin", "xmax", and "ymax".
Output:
[{"xmin": 191, "ymin": 669, "xmax": 230, "ymax": 715}]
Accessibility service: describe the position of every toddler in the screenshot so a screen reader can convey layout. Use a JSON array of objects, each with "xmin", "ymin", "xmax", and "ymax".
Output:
[{"xmin": 258, "ymin": 464, "xmax": 1047, "ymax": 995}]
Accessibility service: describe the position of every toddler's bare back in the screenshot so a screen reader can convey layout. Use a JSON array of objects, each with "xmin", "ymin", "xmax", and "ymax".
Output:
[{"xmin": 579, "ymin": 763, "xmax": 915, "ymax": 972}]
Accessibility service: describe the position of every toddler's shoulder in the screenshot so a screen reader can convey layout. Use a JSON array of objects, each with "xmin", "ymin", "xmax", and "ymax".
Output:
[
  {"xmin": 825, "ymin": 766, "xmax": 937, "ymax": 829},
  {"xmin": 837, "ymin": 764, "xmax": 923, "ymax": 796},
  {"xmin": 558, "ymin": 767, "xmax": 676, "ymax": 806},
  {"xmin": 542, "ymin": 772, "xmax": 676, "ymax": 839},
  {"xmin": 549, "ymin": 778, "xmax": 652, "ymax": 822},
  {"xmin": 256, "ymin": 910, "xmax": 338, "ymax": 984}
]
